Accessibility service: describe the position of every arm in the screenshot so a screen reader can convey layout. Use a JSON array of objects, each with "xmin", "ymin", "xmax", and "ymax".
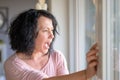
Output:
[{"xmin": 43, "ymin": 70, "xmax": 87, "ymax": 80}]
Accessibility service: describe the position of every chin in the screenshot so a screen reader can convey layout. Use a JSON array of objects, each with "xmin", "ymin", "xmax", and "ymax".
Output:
[{"xmin": 43, "ymin": 50, "xmax": 49, "ymax": 54}]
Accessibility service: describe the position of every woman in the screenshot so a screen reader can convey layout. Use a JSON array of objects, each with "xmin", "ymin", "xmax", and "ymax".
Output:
[{"xmin": 4, "ymin": 9, "xmax": 98, "ymax": 80}]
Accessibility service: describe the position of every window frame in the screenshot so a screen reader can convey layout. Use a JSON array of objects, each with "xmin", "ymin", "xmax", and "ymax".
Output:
[{"xmin": 69, "ymin": 0, "xmax": 118, "ymax": 80}]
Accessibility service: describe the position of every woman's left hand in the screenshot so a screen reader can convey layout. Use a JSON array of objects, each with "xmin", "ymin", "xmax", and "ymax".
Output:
[{"xmin": 86, "ymin": 43, "xmax": 99, "ymax": 79}]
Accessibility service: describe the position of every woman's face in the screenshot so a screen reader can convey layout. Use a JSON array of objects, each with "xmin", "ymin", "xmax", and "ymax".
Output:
[{"xmin": 35, "ymin": 16, "xmax": 54, "ymax": 54}]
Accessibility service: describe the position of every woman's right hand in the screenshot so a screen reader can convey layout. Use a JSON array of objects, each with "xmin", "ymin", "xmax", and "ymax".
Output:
[{"xmin": 86, "ymin": 43, "xmax": 99, "ymax": 79}]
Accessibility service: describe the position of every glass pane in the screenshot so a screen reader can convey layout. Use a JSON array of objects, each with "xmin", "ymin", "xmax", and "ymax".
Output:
[
  {"xmin": 85, "ymin": 0, "xmax": 96, "ymax": 52},
  {"xmin": 112, "ymin": 0, "xmax": 120, "ymax": 79},
  {"xmin": 84, "ymin": 0, "xmax": 96, "ymax": 79}
]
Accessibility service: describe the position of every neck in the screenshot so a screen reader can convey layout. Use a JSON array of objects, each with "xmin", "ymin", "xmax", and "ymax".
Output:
[
  {"xmin": 16, "ymin": 52, "xmax": 48, "ymax": 61},
  {"xmin": 32, "ymin": 52, "xmax": 48, "ymax": 60}
]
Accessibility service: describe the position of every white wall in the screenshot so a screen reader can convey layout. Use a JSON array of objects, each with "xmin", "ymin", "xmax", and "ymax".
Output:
[
  {"xmin": 50, "ymin": 0, "xmax": 69, "ymax": 62},
  {"xmin": 0, "ymin": 0, "xmax": 37, "ymax": 21}
]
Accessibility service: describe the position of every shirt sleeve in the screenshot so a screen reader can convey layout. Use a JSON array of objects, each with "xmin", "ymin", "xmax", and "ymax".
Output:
[{"xmin": 54, "ymin": 50, "xmax": 69, "ymax": 75}]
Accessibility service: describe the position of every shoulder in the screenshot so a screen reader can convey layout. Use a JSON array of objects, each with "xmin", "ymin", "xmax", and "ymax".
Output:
[
  {"xmin": 4, "ymin": 54, "xmax": 23, "ymax": 72},
  {"xmin": 51, "ymin": 50, "xmax": 65, "ymax": 59},
  {"xmin": 4, "ymin": 54, "xmax": 16, "ymax": 67},
  {"xmin": 50, "ymin": 50, "xmax": 69, "ymax": 75},
  {"xmin": 50, "ymin": 50, "xmax": 67, "ymax": 63}
]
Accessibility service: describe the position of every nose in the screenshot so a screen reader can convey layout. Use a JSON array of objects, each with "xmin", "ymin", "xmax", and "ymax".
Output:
[{"xmin": 49, "ymin": 30, "xmax": 54, "ymax": 39}]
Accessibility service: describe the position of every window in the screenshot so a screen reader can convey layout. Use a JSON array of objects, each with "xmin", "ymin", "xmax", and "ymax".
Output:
[
  {"xmin": 69, "ymin": 0, "xmax": 96, "ymax": 72},
  {"xmin": 96, "ymin": 0, "xmax": 120, "ymax": 80},
  {"xmin": 69, "ymin": 0, "xmax": 120, "ymax": 80}
]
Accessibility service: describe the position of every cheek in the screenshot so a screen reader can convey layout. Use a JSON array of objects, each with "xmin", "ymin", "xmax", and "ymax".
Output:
[
  {"xmin": 35, "ymin": 37, "xmax": 44, "ymax": 50},
  {"xmin": 35, "ymin": 34, "xmax": 47, "ymax": 45}
]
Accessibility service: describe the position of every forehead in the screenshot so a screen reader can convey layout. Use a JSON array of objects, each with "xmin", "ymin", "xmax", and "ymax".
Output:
[{"xmin": 37, "ymin": 16, "xmax": 53, "ymax": 28}]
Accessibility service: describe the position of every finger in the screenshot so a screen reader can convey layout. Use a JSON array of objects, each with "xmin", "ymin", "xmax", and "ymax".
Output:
[
  {"xmin": 87, "ymin": 55, "xmax": 98, "ymax": 63},
  {"xmin": 87, "ymin": 49, "xmax": 98, "ymax": 57},
  {"xmin": 90, "ymin": 43, "xmax": 98, "ymax": 50},
  {"xmin": 88, "ymin": 61, "xmax": 98, "ymax": 68}
]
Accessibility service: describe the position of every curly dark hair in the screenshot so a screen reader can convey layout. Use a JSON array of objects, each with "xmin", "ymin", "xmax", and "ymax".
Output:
[{"xmin": 9, "ymin": 9, "xmax": 58, "ymax": 56}]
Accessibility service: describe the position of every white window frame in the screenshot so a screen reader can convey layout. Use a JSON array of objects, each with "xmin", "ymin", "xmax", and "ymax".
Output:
[
  {"xmin": 68, "ymin": 0, "xmax": 86, "ymax": 72},
  {"xmin": 69, "ymin": 0, "xmax": 116, "ymax": 80}
]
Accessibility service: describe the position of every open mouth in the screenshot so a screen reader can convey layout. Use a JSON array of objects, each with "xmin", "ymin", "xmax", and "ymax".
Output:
[
  {"xmin": 45, "ymin": 43, "xmax": 50, "ymax": 49},
  {"xmin": 44, "ymin": 41, "xmax": 51, "ymax": 49}
]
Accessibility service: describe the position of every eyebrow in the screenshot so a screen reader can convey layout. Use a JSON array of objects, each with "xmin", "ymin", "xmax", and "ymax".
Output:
[{"xmin": 41, "ymin": 26, "xmax": 54, "ymax": 30}]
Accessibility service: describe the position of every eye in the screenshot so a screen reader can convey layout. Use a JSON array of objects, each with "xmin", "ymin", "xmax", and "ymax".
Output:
[
  {"xmin": 42, "ymin": 29, "xmax": 48, "ymax": 32},
  {"xmin": 41, "ymin": 27, "xmax": 54, "ymax": 33}
]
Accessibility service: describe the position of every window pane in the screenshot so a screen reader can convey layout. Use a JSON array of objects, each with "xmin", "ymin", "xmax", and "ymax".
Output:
[
  {"xmin": 112, "ymin": 0, "xmax": 120, "ymax": 79},
  {"xmin": 85, "ymin": 0, "xmax": 96, "ymax": 53}
]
